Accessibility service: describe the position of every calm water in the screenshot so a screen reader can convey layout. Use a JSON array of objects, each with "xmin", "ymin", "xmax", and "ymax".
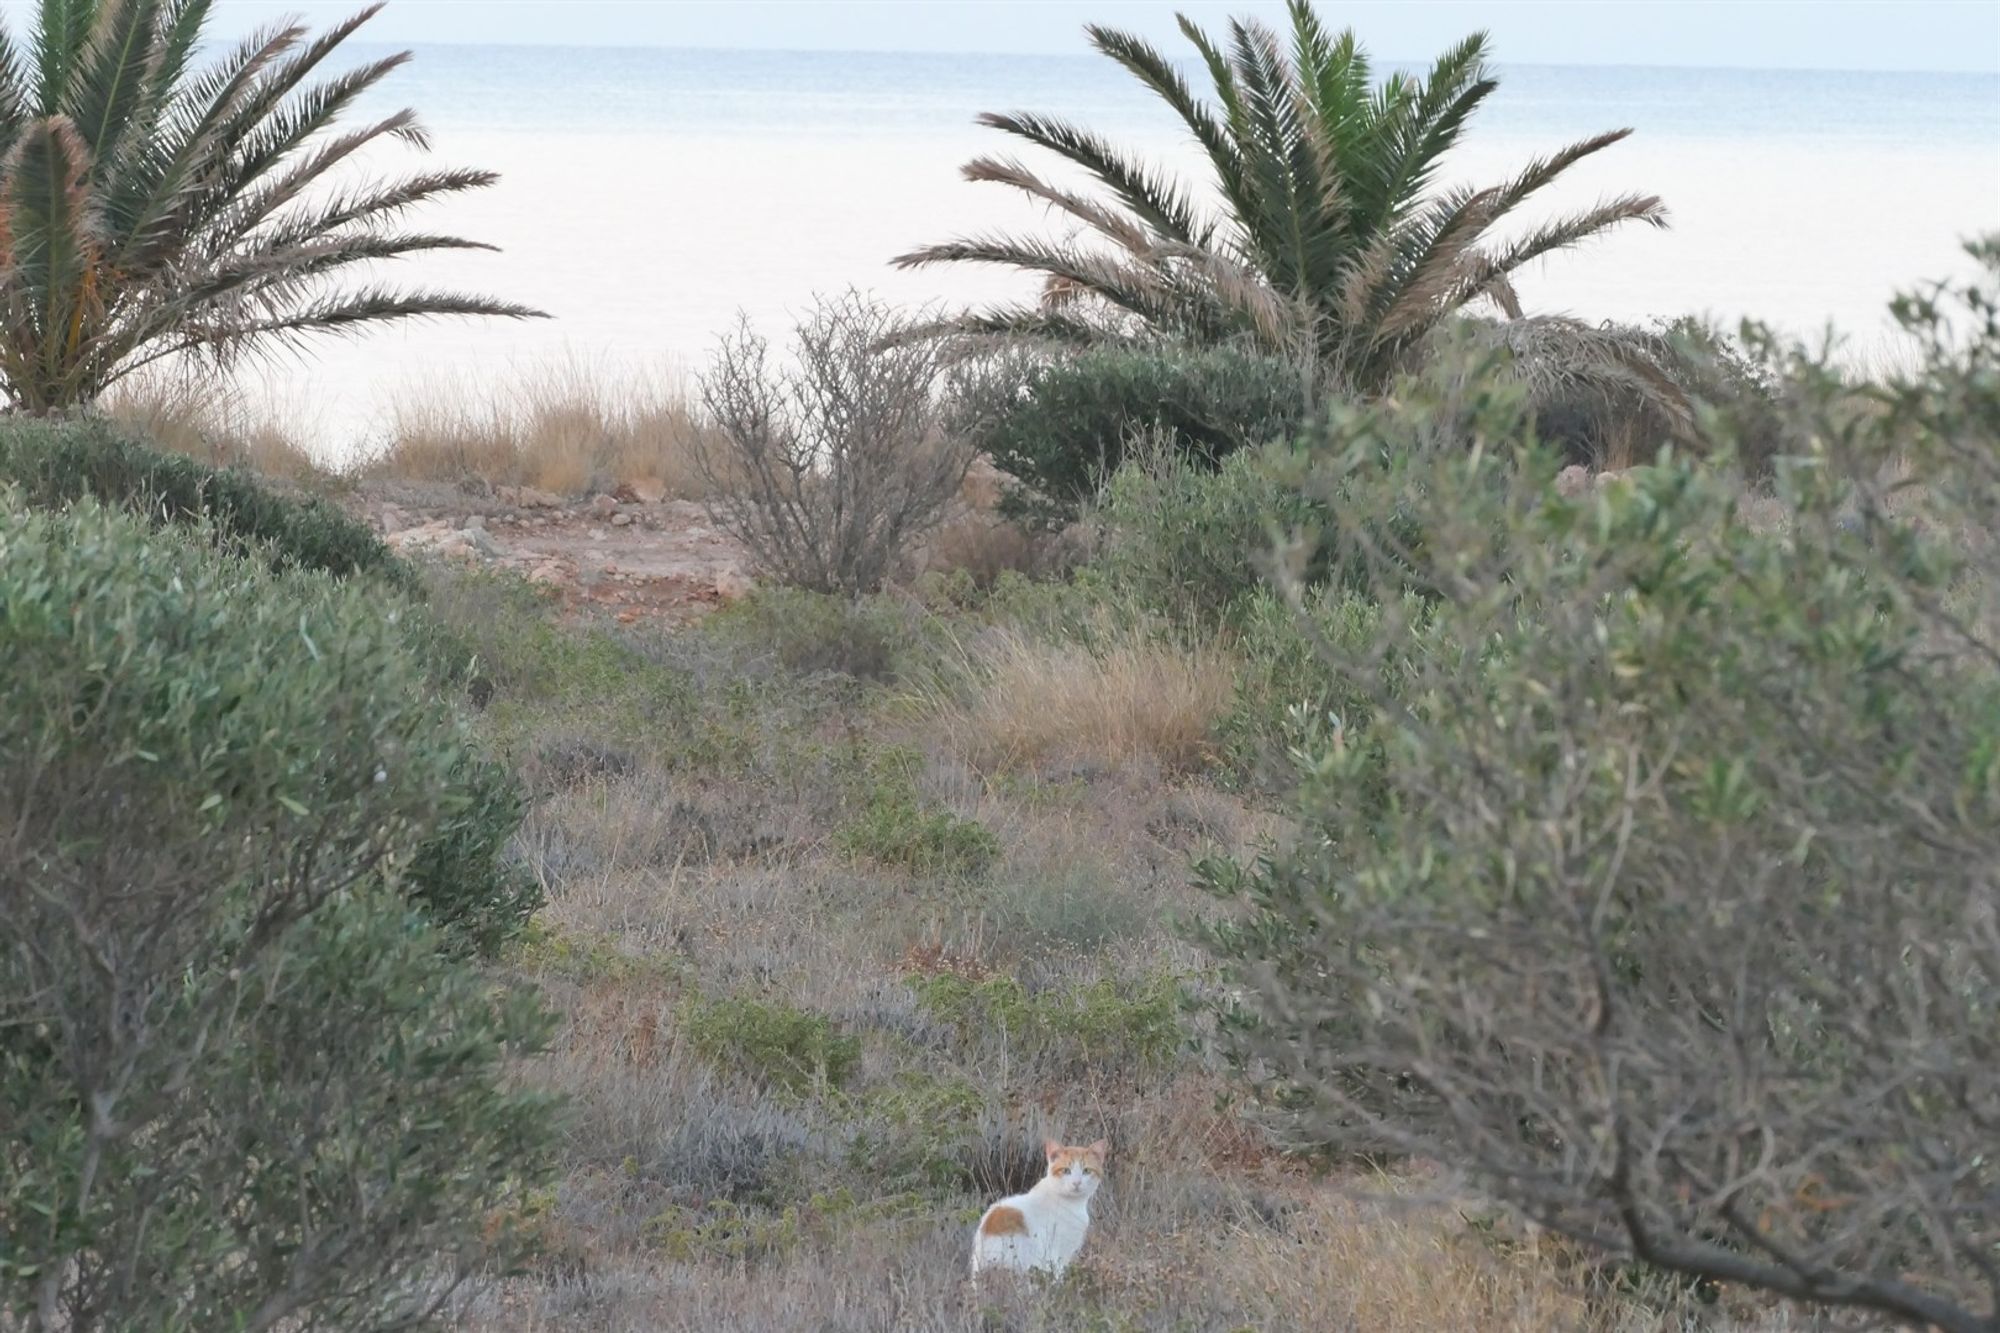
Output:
[{"xmin": 232, "ymin": 45, "xmax": 2000, "ymax": 453}]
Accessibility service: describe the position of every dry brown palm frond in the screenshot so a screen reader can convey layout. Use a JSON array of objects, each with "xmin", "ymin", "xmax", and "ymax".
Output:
[
  {"xmin": 1040, "ymin": 273, "xmax": 1085, "ymax": 312},
  {"xmin": 961, "ymin": 155, "xmax": 1157, "ymax": 257},
  {"xmin": 1467, "ymin": 315, "xmax": 1698, "ymax": 467},
  {"xmin": 1149, "ymin": 239, "xmax": 1317, "ymax": 356}
]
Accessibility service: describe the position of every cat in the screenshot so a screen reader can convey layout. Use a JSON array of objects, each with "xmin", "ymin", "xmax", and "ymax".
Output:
[{"xmin": 969, "ymin": 1138, "xmax": 1108, "ymax": 1279}]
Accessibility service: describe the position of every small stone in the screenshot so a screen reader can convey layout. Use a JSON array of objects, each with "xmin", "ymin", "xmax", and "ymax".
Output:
[
  {"xmin": 610, "ymin": 512, "xmax": 634, "ymax": 527},
  {"xmin": 460, "ymin": 526, "xmax": 502, "ymax": 557}
]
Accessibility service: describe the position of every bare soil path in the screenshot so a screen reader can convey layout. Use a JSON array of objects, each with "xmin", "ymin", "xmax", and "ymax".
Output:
[{"xmin": 353, "ymin": 480, "xmax": 755, "ymax": 624}]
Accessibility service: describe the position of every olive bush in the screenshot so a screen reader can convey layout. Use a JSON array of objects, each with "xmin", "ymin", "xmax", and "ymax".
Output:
[
  {"xmin": 0, "ymin": 414, "xmax": 417, "ymax": 590},
  {"xmin": 948, "ymin": 341, "xmax": 1312, "ymax": 523},
  {"xmin": 0, "ymin": 497, "xmax": 554, "ymax": 1331},
  {"xmin": 1199, "ymin": 244, "xmax": 2000, "ymax": 1331}
]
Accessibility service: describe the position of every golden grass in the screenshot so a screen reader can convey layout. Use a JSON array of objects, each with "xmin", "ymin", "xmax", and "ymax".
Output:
[
  {"xmin": 1225, "ymin": 1184, "xmax": 1596, "ymax": 1330},
  {"xmin": 927, "ymin": 625, "xmax": 1237, "ymax": 775},
  {"xmin": 103, "ymin": 378, "xmax": 330, "ymax": 486},
  {"xmin": 362, "ymin": 359, "xmax": 724, "ymax": 498}
]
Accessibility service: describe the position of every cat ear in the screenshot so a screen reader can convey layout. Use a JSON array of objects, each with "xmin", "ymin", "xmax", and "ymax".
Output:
[
  {"xmin": 1086, "ymin": 1139, "xmax": 1109, "ymax": 1158},
  {"xmin": 1042, "ymin": 1138, "xmax": 1061, "ymax": 1158}
]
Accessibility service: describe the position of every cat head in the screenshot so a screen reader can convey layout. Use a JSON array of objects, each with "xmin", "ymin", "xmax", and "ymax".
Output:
[{"xmin": 1042, "ymin": 1138, "xmax": 1108, "ymax": 1201}]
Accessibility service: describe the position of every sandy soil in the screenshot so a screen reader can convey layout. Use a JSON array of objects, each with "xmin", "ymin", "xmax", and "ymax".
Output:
[{"xmin": 355, "ymin": 480, "xmax": 755, "ymax": 625}]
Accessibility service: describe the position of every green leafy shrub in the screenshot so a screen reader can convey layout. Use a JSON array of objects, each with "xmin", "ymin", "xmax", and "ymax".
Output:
[
  {"xmin": 1216, "ymin": 586, "xmax": 1444, "ymax": 787},
  {"xmin": 830, "ymin": 745, "xmax": 1001, "ymax": 879},
  {"xmin": 1195, "ymin": 247, "xmax": 2000, "ymax": 1330},
  {"xmin": 0, "ymin": 495, "xmax": 554, "ymax": 1329},
  {"xmin": 645, "ymin": 1188, "xmax": 930, "ymax": 1263},
  {"xmin": 682, "ymin": 994, "xmax": 863, "ymax": 1096},
  {"xmin": 1090, "ymin": 431, "xmax": 1434, "ymax": 638},
  {"xmin": 847, "ymin": 1071, "xmax": 988, "ymax": 1195},
  {"xmin": 910, "ymin": 972, "xmax": 1185, "ymax": 1076},
  {"xmin": 703, "ymin": 586, "xmax": 922, "ymax": 681},
  {"xmin": 1092, "ymin": 440, "xmax": 1329, "ymax": 631},
  {"xmin": 404, "ymin": 754, "xmax": 543, "ymax": 957},
  {"xmin": 0, "ymin": 415, "xmax": 418, "ymax": 590},
  {"xmin": 835, "ymin": 791, "xmax": 1001, "ymax": 879},
  {"xmin": 949, "ymin": 343, "xmax": 1311, "ymax": 522}
]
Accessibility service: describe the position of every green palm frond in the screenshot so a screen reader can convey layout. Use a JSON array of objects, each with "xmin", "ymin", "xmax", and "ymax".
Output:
[
  {"xmin": 1084, "ymin": 23, "xmax": 1239, "ymax": 220},
  {"xmin": 973, "ymin": 109, "xmax": 1210, "ymax": 247},
  {"xmin": 1479, "ymin": 192, "xmax": 1669, "ymax": 280},
  {"xmin": 0, "ymin": 0, "xmax": 540, "ymax": 410},
  {"xmin": 903, "ymin": 0, "xmax": 1666, "ymax": 396}
]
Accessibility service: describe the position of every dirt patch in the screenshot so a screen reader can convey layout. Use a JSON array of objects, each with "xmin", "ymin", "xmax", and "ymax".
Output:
[{"xmin": 353, "ymin": 480, "xmax": 755, "ymax": 625}]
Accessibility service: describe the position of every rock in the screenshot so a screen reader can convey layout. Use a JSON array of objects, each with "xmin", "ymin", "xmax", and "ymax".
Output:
[
  {"xmin": 463, "ymin": 514, "xmax": 487, "ymax": 533},
  {"xmin": 587, "ymin": 528, "xmax": 608, "ymax": 542},
  {"xmin": 461, "ymin": 526, "xmax": 503, "ymax": 557},
  {"xmin": 589, "ymin": 492, "xmax": 619, "ymax": 517},
  {"xmin": 961, "ymin": 454, "xmax": 1006, "ymax": 510},
  {"xmin": 610, "ymin": 512, "xmax": 634, "ymax": 527}
]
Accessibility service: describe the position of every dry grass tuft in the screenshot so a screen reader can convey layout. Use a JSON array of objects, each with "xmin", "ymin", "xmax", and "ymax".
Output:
[
  {"xmin": 363, "ymin": 360, "xmax": 724, "ymax": 497},
  {"xmin": 103, "ymin": 378, "xmax": 330, "ymax": 485},
  {"xmin": 927, "ymin": 626, "xmax": 1236, "ymax": 776}
]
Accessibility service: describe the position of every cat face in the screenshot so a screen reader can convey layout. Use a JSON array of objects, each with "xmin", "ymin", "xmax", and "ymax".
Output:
[{"xmin": 1043, "ymin": 1138, "xmax": 1108, "ymax": 1201}]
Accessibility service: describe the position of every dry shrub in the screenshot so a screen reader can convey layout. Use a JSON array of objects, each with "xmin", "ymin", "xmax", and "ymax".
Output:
[
  {"xmin": 695, "ymin": 292, "xmax": 972, "ymax": 596},
  {"xmin": 932, "ymin": 626, "xmax": 1234, "ymax": 775},
  {"xmin": 366, "ymin": 359, "xmax": 722, "ymax": 497},
  {"xmin": 103, "ymin": 377, "xmax": 328, "ymax": 485}
]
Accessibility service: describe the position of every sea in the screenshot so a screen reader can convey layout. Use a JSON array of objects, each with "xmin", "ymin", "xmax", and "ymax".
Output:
[{"xmin": 216, "ymin": 44, "xmax": 2000, "ymax": 456}]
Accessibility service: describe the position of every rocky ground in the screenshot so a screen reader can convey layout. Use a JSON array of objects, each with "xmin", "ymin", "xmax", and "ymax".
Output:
[{"xmin": 357, "ymin": 480, "xmax": 756, "ymax": 624}]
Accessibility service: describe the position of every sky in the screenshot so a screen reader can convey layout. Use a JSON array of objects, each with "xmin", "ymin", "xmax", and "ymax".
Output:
[{"xmin": 2, "ymin": 1, "xmax": 1997, "ymax": 73}]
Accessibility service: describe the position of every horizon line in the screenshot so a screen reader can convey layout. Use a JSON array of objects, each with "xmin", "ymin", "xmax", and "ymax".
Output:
[{"xmin": 348, "ymin": 38, "xmax": 2000, "ymax": 81}]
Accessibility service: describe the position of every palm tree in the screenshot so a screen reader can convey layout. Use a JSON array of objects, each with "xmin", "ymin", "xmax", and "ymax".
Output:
[
  {"xmin": 0, "ymin": 0, "xmax": 542, "ymax": 413},
  {"xmin": 894, "ymin": 1, "xmax": 1668, "ymax": 393}
]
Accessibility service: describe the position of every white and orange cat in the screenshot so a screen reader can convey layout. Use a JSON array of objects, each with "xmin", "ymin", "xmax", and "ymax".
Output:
[{"xmin": 970, "ymin": 1138, "xmax": 1108, "ymax": 1279}]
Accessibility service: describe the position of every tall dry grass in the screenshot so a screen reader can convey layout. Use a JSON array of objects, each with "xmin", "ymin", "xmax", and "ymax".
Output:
[
  {"xmin": 922, "ymin": 625, "xmax": 1237, "ymax": 776},
  {"xmin": 362, "ymin": 360, "xmax": 724, "ymax": 497},
  {"xmin": 103, "ymin": 378, "xmax": 330, "ymax": 485}
]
